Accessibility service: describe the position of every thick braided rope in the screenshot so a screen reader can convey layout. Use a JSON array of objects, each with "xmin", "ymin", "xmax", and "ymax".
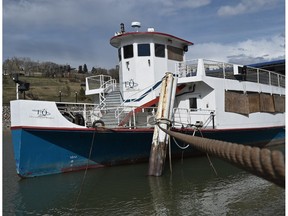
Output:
[{"xmin": 158, "ymin": 125, "xmax": 285, "ymax": 188}]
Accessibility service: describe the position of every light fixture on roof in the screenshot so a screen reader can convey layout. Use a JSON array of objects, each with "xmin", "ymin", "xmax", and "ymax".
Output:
[
  {"xmin": 131, "ymin": 21, "xmax": 141, "ymax": 32},
  {"xmin": 120, "ymin": 23, "xmax": 125, "ymax": 33}
]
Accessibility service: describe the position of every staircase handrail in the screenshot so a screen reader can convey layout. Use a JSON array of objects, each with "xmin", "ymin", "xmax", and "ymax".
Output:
[
  {"xmin": 86, "ymin": 74, "xmax": 112, "ymax": 91},
  {"xmin": 98, "ymin": 79, "xmax": 118, "ymax": 110},
  {"xmin": 115, "ymin": 80, "xmax": 162, "ymax": 121},
  {"xmin": 86, "ymin": 75, "xmax": 118, "ymax": 111},
  {"xmin": 101, "ymin": 78, "xmax": 117, "ymax": 93}
]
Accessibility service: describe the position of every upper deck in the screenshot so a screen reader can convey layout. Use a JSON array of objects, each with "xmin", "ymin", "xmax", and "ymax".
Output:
[{"xmin": 177, "ymin": 59, "xmax": 285, "ymax": 90}]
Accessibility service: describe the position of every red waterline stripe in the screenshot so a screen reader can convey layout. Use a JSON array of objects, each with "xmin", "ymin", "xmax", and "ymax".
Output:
[
  {"xmin": 10, "ymin": 125, "xmax": 155, "ymax": 132},
  {"xmin": 10, "ymin": 125, "xmax": 284, "ymax": 133}
]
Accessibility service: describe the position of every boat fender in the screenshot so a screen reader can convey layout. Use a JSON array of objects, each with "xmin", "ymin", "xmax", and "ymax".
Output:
[
  {"xmin": 74, "ymin": 113, "xmax": 85, "ymax": 126},
  {"xmin": 92, "ymin": 120, "xmax": 105, "ymax": 128}
]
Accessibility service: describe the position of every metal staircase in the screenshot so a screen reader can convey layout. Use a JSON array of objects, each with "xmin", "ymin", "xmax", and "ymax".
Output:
[
  {"xmin": 100, "ymin": 87, "xmax": 123, "ymax": 127},
  {"xmin": 105, "ymin": 88, "xmax": 122, "ymax": 106}
]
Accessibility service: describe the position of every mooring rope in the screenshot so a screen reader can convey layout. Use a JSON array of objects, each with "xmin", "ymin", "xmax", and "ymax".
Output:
[
  {"xmin": 168, "ymin": 136, "xmax": 172, "ymax": 174},
  {"xmin": 73, "ymin": 128, "xmax": 97, "ymax": 211},
  {"xmin": 157, "ymin": 123, "xmax": 285, "ymax": 188}
]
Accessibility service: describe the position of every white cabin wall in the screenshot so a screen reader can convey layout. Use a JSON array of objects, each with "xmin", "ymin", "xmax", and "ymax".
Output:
[
  {"xmin": 167, "ymin": 60, "xmax": 176, "ymax": 74},
  {"xmin": 135, "ymin": 52, "xmax": 154, "ymax": 89},
  {"xmin": 118, "ymin": 52, "xmax": 124, "ymax": 97},
  {"xmin": 205, "ymin": 77, "xmax": 285, "ymax": 129},
  {"xmin": 154, "ymin": 45, "xmax": 168, "ymax": 82},
  {"xmin": 114, "ymin": 33, "xmax": 192, "ymax": 106},
  {"xmin": 118, "ymin": 36, "xmax": 187, "ymax": 102},
  {"xmin": 119, "ymin": 42, "xmax": 137, "ymax": 100},
  {"xmin": 118, "ymin": 38, "xmax": 156, "ymax": 101},
  {"xmin": 175, "ymin": 82, "xmax": 215, "ymax": 110},
  {"xmin": 174, "ymin": 82, "xmax": 216, "ymax": 126},
  {"xmin": 153, "ymin": 38, "xmax": 171, "ymax": 82}
]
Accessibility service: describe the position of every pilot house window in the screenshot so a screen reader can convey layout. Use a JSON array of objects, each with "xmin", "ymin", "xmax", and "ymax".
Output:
[
  {"xmin": 167, "ymin": 45, "xmax": 183, "ymax": 61},
  {"xmin": 155, "ymin": 44, "xmax": 165, "ymax": 57},
  {"xmin": 123, "ymin": 45, "xmax": 133, "ymax": 59},
  {"xmin": 138, "ymin": 44, "xmax": 150, "ymax": 56}
]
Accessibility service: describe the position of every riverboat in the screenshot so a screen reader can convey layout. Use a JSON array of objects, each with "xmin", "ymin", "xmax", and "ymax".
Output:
[{"xmin": 10, "ymin": 22, "xmax": 285, "ymax": 177}]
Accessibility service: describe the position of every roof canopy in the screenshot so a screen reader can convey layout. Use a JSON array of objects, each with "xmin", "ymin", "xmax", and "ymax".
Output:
[{"xmin": 110, "ymin": 31, "xmax": 193, "ymax": 48}]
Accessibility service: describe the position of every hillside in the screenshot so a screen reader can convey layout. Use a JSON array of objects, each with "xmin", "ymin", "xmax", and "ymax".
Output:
[{"xmin": 3, "ymin": 75, "xmax": 92, "ymax": 105}]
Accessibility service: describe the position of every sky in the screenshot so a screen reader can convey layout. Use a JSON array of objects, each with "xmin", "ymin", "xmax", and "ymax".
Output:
[{"xmin": 3, "ymin": 0, "xmax": 285, "ymax": 70}]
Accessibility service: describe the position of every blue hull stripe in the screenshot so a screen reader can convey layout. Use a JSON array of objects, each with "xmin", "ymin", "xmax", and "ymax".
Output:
[{"xmin": 11, "ymin": 126, "xmax": 285, "ymax": 177}]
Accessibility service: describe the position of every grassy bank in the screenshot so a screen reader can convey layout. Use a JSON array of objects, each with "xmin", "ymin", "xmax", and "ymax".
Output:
[{"xmin": 3, "ymin": 75, "xmax": 92, "ymax": 105}]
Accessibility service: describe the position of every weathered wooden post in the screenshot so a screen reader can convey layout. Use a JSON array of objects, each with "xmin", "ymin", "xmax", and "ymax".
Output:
[{"xmin": 148, "ymin": 72, "xmax": 177, "ymax": 176}]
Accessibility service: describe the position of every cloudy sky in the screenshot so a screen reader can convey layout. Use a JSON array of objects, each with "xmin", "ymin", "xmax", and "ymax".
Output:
[{"xmin": 3, "ymin": 0, "xmax": 285, "ymax": 70}]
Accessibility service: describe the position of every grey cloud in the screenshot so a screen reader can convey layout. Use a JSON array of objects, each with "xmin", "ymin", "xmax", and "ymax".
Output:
[
  {"xmin": 3, "ymin": 0, "xmax": 284, "ymax": 69},
  {"xmin": 217, "ymin": 0, "xmax": 282, "ymax": 16},
  {"xmin": 227, "ymin": 54, "xmax": 266, "ymax": 65}
]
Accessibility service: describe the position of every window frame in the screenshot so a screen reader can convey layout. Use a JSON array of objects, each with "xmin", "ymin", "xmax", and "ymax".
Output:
[
  {"xmin": 123, "ymin": 44, "xmax": 134, "ymax": 59},
  {"xmin": 189, "ymin": 97, "xmax": 197, "ymax": 110},
  {"xmin": 167, "ymin": 45, "xmax": 183, "ymax": 61},
  {"xmin": 155, "ymin": 44, "xmax": 165, "ymax": 58},
  {"xmin": 137, "ymin": 43, "xmax": 151, "ymax": 57}
]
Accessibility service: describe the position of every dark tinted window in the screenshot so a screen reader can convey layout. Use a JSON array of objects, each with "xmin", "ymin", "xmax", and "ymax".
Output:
[
  {"xmin": 138, "ymin": 44, "xmax": 150, "ymax": 56},
  {"xmin": 168, "ymin": 45, "xmax": 183, "ymax": 61},
  {"xmin": 189, "ymin": 98, "xmax": 197, "ymax": 109},
  {"xmin": 155, "ymin": 44, "xmax": 165, "ymax": 57},
  {"xmin": 124, "ymin": 45, "xmax": 133, "ymax": 59}
]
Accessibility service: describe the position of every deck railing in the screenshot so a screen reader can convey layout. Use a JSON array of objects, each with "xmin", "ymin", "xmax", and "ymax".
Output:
[
  {"xmin": 115, "ymin": 80, "xmax": 162, "ymax": 121},
  {"xmin": 114, "ymin": 106, "xmax": 216, "ymax": 129},
  {"xmin": 177, "ymin": 59, "xmax": 285, "ymax": 88},
  {"xmin": 85, "ymin": 74, "xmax": 117, "ymax": 110},
  {"xmin": 172, "ymin": 108, "xmax": 215, "ymax": 129},
  {"xmin": 86, "ymin": 75, "xmax": 116, "ymax": 91},
  {"xmin": 55, "ymin": 102, "xmax": 216, "ymax": 129}
]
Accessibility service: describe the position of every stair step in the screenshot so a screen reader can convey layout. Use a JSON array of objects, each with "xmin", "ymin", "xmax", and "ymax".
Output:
[
  {"xmin": 106, "ymin": 95, "xmax": 121, "ymax": 98},
  {"xmin": 106, "ymin": 98, "xmax": 121, "ymax": 102}
]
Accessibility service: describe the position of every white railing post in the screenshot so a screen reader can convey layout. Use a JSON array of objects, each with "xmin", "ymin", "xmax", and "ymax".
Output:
[
  {"xmin": 115, "ymin": 80, "xmax": 162, "ymax": 120},
  {"xmin": 223, "ymin": 62, "xmax": 226, "ymax": 79},
  {"xmin": 84, "ymin": 103, "xmax": 87, "ymax": 126},
  {"xmin": 268, "ymin": 71, "xmax": 271, "ymax": 86},
  {"xmin": 187, "ymin": 108, "xmax": 191, "ymax": 125}
]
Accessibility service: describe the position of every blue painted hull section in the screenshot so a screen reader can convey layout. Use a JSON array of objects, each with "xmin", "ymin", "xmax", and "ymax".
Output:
[{"xmin": 11, "ymin": 126, "xmax": 285, "ymax": 177}]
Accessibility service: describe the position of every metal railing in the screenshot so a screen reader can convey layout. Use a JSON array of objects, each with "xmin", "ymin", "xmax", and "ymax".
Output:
[
  {"xmin": 115, "ymin": 106, "xmax": 216, "ymax": 129},
  {"xmin": 115, "ymin": 80, "xmax": 162, "ymax": 121},
  {"xmin": 172, "ymin": 107, "xmax": 216, "ymax": 129},
  {"xmin": 114, "ymin": 106, "xmax": 157, "ymax": 128},
  {"xmin": 176, "ymin": 59, "xmax": 198, "ymax": 77},
  {"xmin": 86, "ymin": 74, "xmax": 117, "ymax": 111},
  {"xmin": 55, "ymin": 101, "xmax": 216, "ymax": 129},
  {"xmin": 176, "ymin": 59, "xmax": 285, "ymax": 88},
  {"xmin": 86, "ymin": 75, "xmax": 116, "ymax": 91}
]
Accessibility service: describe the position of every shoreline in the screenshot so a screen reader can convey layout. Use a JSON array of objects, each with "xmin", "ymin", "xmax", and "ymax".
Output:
[{"xmin": 3, "ymin": 105, "xmax": 10, "ymax": 130}]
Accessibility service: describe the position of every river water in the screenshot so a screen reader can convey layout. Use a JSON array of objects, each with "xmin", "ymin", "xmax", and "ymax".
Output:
[{"xmin": 3, "ymin": 130, "xmax": 285, "ymax": 215}]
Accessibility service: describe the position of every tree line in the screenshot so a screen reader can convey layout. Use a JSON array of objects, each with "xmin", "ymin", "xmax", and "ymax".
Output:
[{"xmin": 3, "ymin": 57, "xmax": 119, "ymax": 81}]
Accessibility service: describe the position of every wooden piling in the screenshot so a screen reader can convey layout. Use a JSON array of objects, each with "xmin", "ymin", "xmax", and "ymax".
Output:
[{"xmin": 148, "ymin": 72, "xmax": 177, "ymax": 176}]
